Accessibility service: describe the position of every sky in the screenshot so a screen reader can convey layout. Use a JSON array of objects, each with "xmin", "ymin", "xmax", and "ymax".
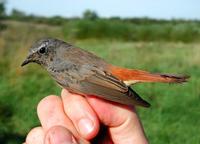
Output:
[{"xmin": 5, "ymin": 0, "xmax": 200, "ymax": 20}]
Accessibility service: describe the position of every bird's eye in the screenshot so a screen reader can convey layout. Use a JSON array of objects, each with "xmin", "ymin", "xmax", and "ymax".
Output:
[{"xmin": 39, "ymin": 47, "xmax": 46, "ymax": 54}]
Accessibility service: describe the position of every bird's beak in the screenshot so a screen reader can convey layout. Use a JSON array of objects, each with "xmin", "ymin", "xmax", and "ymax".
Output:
[{"xmin": 21, "ymin": 55, "xmax": 32, "ymax": 67}]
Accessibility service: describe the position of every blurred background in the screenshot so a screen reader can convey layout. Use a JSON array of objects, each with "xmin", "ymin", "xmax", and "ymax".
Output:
[{"xmin": 0, "ymin": 0, "xmax": 199, "ymax": 143}]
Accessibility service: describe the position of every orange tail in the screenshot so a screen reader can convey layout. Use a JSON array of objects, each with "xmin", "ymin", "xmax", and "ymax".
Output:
[{"xmin": 110, "ymin": 66, "xmax": 189, "ymax": 85}]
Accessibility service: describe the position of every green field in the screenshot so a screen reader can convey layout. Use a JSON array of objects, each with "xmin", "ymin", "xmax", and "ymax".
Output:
[{"xmin": 0, "ymin": 21, "xmax": 199, "ymax": 144}]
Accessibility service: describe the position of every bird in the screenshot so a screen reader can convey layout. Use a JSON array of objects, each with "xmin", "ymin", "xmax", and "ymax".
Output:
[{"xmin": 21, "ymin": 38, "xmax": 189, "ymax": 108}]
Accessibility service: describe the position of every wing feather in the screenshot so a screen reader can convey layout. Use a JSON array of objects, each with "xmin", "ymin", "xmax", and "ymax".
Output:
[{"xmin": 69, "ymin": 70, "xmax": 150, "ymax": 107}]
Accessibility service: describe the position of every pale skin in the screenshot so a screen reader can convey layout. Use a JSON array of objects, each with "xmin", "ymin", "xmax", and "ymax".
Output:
[{"xmin": 24, "ymin": 89, "xmax": 148, "ymax": 144}]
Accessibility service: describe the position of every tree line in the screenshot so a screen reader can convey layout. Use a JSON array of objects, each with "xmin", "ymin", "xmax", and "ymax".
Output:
[{"xmin": 1, "ymin": 1, "xmax": 200, "ymax": 42}]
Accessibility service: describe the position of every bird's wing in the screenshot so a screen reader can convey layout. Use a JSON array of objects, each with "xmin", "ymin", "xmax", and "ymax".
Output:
[{"xmin": 68, "ymin": 67, "xmax": 150, "ymax": 107}]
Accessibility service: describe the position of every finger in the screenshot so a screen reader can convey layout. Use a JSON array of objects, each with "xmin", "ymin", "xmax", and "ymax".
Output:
[
  {"xmin": 25, "ymin": 127, "xmax": 44, "ymax": 144},
  {"xmin": 37, "ymin": 95, "xmax": 80, "ymax": 139},
  {"xmin": 87, "ymin": 96, "xmax": 148, "ymax": 144},
  {"xmin": 61, "ymin": 89, "xmax": 99, "ymax": 140},
  {"xmin": 44, "ymin": 126, "xmax": 77, "ymax": 144}
]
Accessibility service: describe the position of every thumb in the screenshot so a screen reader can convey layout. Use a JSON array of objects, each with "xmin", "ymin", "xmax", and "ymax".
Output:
[{"xmin": 86, "ymin": 96, "xmax": 148, "ymax": 144}]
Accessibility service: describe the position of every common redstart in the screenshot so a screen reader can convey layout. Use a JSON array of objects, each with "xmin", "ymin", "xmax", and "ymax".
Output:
[{"xmin": 21, "ymin": 38, "xmax": 189, "ymax": 107}]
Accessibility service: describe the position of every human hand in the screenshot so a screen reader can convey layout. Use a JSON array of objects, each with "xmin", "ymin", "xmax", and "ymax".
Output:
[{"xmin": 24, "ymin": 89, "xmax": 148, "ymax": 144}]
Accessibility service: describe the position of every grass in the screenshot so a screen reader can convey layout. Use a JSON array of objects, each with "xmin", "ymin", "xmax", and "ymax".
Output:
[{"xmin": 0, "ymin": 21, "xmax": 199, "ymax": 144}]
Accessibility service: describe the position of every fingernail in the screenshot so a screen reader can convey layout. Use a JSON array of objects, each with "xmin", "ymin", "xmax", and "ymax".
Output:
[
  {"xmin": 49, "ymin": 136, "xmax": 73, "ymax": 144},
  {"xmin": 48, "ymin": 130, "xmax": 73, "ymax": 144},
  {"xmin": 61, "ymin": 89, "xmax": 70, "ymax": 97},
  {"xmin": 78, "ymin": 118, "xmax": 94, "ymax": 136}
]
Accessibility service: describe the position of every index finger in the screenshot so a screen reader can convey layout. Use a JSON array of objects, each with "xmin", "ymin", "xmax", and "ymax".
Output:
[{"xmin": 86, "ymin": 96, "xmax": 148, "ymax": 144}]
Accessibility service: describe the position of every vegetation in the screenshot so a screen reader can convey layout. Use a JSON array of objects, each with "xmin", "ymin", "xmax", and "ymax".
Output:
[
  {"xmin": 1, "ymin": 7, "xmax": 200, "ymax": 43},
  {"xmin": 0, "ymin": 1, "xmax": 6, "ymax": 31},
  {"xmin": 62, "ymin": 19, "xmax": 200, "ymax": 42},
  {"xmin": 0, "ymin": 1, "xmax": 6, "ymax": 19},
  {"xmin": 83, "ymin": 9, "xmax": 99, "ymax": 20}
]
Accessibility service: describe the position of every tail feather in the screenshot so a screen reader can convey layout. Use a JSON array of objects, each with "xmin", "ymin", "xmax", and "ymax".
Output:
[
  {"xmin": 157, "ymin": 73, "xmax": 189, "ymax": 83},
  {"xmin": 110, "ymin": 66, "xmax": 189, "ymax": 85}
]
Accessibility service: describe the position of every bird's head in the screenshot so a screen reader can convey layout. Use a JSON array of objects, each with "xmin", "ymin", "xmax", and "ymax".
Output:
[{"xmin": 21, "ymin": 38, "xmax": 64, "ymax": 67}]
